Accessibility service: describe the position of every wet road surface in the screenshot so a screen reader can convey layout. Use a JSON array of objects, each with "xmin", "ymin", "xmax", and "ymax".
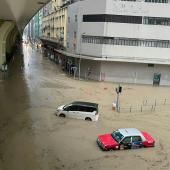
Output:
[
  {"xmin": 0, "ymin": 45, "xmax": 73, "ymax": 170},
  {"xmin": 1, "ymin": 45, "xmax": 170, "ymax": 170},
  {"xmin": 0, "ymin": 45, "xmax": 104, "ymax": 170}
]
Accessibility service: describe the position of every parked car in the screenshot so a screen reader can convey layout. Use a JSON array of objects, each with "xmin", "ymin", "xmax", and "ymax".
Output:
[
  {"xmin": 56, "ymin": 101, "xmax": 99, "ymax": 121},
  {"xmin": 97, "ymin": 128, "xmax": 155, "ymax": 151}
]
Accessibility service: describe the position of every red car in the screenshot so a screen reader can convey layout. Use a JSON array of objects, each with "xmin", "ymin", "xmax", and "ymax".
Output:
[{"xmin": 97, "ymin": 128, "xmax": 155, "ymax": 151}]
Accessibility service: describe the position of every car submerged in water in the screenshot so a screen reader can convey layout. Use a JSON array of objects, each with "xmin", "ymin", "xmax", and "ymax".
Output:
[
  {"xmin": 97, "ymin": 128, "xmax": 155, "ymax": 151},
  {"xmin": 56, "ymin": 101, "xmax": 99, "ymax": 121}
]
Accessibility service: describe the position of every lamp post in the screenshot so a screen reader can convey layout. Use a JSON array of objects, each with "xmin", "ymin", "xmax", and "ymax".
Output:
[
  {"xmin": 78, "ymin": 51, "xmax": 81, "ymax": 80},
  {"xmin": 78, "ymin": 32, "xmax": 85, "ymax": 80},
  {"xmin": 115, "ymin": 84, "xmax": 122, "ymax": 112}
]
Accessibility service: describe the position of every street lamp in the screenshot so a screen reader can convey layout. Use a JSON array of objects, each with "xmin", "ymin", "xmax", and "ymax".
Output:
[
  {"xmin": 78, "ymin": 32, "xmax": 85, "ymax": 80},
  {"xmin": 115, "ymin": 85, "xmax": 122, "ymax": 112}
]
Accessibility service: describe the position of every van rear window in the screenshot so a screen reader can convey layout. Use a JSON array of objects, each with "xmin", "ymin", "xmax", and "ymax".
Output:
[{"xmin": 78, "ymin": 106, "xmax": 97, "ymax": 112}]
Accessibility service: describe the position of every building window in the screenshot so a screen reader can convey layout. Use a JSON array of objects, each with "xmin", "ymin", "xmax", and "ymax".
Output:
[
  {"xmin": 143, "ymin": 17, "xmax": 170, "ymax": 26},
  {"xmin": 83, "ymin": 14, "xmax": 142, "ymax": 24},
  {"xmin": 75, "ymin": 15, "xmax": 77, "ymax": 22},
  {"xmin": 68, "ymin": 17, "xmax": 70, "ymax": 23},
  {"xmin": 67, "ymin": 42, "xmax": 69, "ymax": 48},
  {"xmin": 148, "ymin": 64, "xmax": 155, "ymax": 67},
  {"xmin": 73, "ymin": 43, "xmax": 76, "ymax": 50},
  {"xmin": 145, "ymin": 0, "xmax": 168, "ymax": 3},
  {"xmin": 83, "ymin": 14, "xmax": 170, "ymax": 26},
  {"xmin": 74, "ymin": 31, "xmax": 77, "ymax": 39},
  {"xmin": 82, "ymin": 35, "xmax": 170, "ymax": 48}
]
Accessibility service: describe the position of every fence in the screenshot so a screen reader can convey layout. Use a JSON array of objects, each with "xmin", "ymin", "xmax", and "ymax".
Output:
[{"xmin": 117, "ymin": 98, "xmax": 170, "ymax": 113}]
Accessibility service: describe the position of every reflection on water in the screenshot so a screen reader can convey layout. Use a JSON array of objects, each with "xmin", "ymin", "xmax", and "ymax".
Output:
[
  {"xmin": 0, "ymin": 44, "xmax": 63, "ymax": 170},
  {"xmin": 0, "ymin": 44, "xmax": 89, "ymax": 170}
]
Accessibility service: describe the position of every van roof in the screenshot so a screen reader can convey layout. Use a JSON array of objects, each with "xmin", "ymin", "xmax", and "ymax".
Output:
[{"xmin": 71, "ymin": 101, "xmax": 98, "ymax": 108}]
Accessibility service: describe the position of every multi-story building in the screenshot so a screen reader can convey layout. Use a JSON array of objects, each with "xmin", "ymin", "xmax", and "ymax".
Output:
[
  {"xmin": 26, "ymin": 19, "xmax": 34, "ymax": 42},
  {"xmin": 41, "ymin": 0, "xmax": 69, "ymax": 49},
  {"xmin": 43, "ymin": 1, "xmax": 53, "ymax": 17},
  {"xmin": 39, "ymin": 9, "xmax": 43, "ymax": 38},
  {"xmin": 66, "ymin": 0, "xmax": 170, "ymax": 85},
  {"xmin": 24, "ymin": 9, "xmax": 43, "ymax": 43},
  {"xmin": 33, "ymin": 9, "xmax": 43, "ymax": 41}
]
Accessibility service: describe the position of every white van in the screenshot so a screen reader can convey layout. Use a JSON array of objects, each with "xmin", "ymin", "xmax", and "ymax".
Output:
[{"xmin": 56, "ymin": 101, "xmax": 99, "ymax": 121}]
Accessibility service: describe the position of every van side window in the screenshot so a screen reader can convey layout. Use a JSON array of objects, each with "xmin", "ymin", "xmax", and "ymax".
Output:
[
  {"xmin": 67, "ymin": 105, "xmax": 78, "ymax": 111},
  {"xmin": 86, "ymin": 107, "xmax": 94, "ymax": 112},
  {"xmin": 65, "ymin": 104, "xmax": 97, "ymax": 113},
  {"xmin": 85, "ymin": 106, "xmax": 91, "ymax": 112},
  {"xmin": 78, "ymin": 106, "xmax": 86, "ymax": 112},
  {"xmin": 91, "ymin": 107, "xmax": 97, "ymax": 112},
  {"xmin": 78, "ymin": 106, "xmax": 94, "ymax": 112}
]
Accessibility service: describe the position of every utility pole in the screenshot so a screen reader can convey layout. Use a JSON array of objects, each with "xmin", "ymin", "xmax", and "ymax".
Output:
[
  {"xmin": 78, "ymin": 33, "xmax": 81, "ymax": 80},
  {"xmin": 115, "ymin": 84, "xmax": 122, "ymax": 112},
  {"xmin": 78, "ymin": 32, "xmax": 85, "ymax": 80}
]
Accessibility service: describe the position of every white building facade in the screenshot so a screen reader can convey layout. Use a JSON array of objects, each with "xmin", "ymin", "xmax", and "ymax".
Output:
[{"xmin": 67, "ymin": 0, "xmax": 170, "ymax": 85}]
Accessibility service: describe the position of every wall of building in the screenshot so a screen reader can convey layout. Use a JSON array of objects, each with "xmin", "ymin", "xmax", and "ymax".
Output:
[
  {"xmin": 101, "ymin": 61, "xmax": 170, "ymax": 85},
  {"xmin": 75, "ymin": 0, "xmax": 106, "ymax": 56},
  {"xmin": 41, "ymin": 0, "xmax": 170, "ymax": 86},
  {"xmin": 67, "ymin": 2, "xmax": 79, "ymax": 53},
  {"xmin": 24, "ymin": 8, "xmax": 43, "ymax": 43},
  {"xmin": 80, "ymin": 59, "xmax": 101, "ymax": 80},
  {"xmin": 43, "ymin": 1, "xmax": 53, "ymax": 17},
  {"xmin": 68, "ymin": 0, "xmax": 107, "ymax": 55},
  {"xmin": 39, "ymin": 9, "xmax": 43, "ymax": 37},
  {"xmin": 102, "ymin": 45, "xmax": 170, "ymax": 64},
  {"xmin": 103, "ymin": 1, "xmax": 170, "ymax": 63},
  {"xmin": 67, "ymin": 2, "xmax": 104, "ymax": 56},
  {"xmin": 67, "ymin": 0, "xmax": 170, "ymax": 65},
  {"xmin": 42, "ymin": 0, "xmax": 68, "ymax": 48},
  {"xmin": 106, "ymin": 0, "xmax": 170, "ymax": 18}
]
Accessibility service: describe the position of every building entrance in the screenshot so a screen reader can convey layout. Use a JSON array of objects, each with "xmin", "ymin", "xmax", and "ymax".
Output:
[{"xmin": 153, "ymin": 73, "xmax": 161, "ymax": 86}]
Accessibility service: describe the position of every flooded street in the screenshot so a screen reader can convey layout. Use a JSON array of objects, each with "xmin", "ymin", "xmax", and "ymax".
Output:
[
  {"xmin": 0, "ymin": 45, "xmax": 105, "ymax": 170},
  {"xmin": 1, "ymin": 44, "xmax": 170, "ymax": 170}
]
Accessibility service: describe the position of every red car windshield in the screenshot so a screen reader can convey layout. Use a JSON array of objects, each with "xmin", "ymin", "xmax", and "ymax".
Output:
[{"xmin": 111, "ymin": 131, "xmax": 124, "ymax": 143}]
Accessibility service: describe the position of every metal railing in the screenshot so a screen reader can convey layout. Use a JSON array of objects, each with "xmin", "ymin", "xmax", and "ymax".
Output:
[{"xmin": 117, "ymin": 98, "xmax": 170, "ymax": 113}]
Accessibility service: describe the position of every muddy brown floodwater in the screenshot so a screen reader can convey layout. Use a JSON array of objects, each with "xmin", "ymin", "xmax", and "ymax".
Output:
[{"xmin": 1, "ymin": 44, "xmax": 170, "ymax": 170}]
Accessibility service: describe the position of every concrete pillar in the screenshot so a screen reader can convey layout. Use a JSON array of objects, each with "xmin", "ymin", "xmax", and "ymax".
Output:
[
  {"xmin": 6, "ymin": 27, "xmax": 18, "ymax": 55},
  {"xmin": 0, "ymin": 40, "xmax": 6, "ymax": 67},
  {"xmin": 0, "ymin": 21, "xmax": 15, "ymax": 69}
]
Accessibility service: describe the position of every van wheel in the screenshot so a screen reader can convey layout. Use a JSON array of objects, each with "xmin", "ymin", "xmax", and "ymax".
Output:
[
  {"xmin": 59, "ymin": 114, "xmax": 66, "ymax": 118},
  {"xmin": 85, "ymin": 117, "xmax": 92, "ymax": 121}
]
